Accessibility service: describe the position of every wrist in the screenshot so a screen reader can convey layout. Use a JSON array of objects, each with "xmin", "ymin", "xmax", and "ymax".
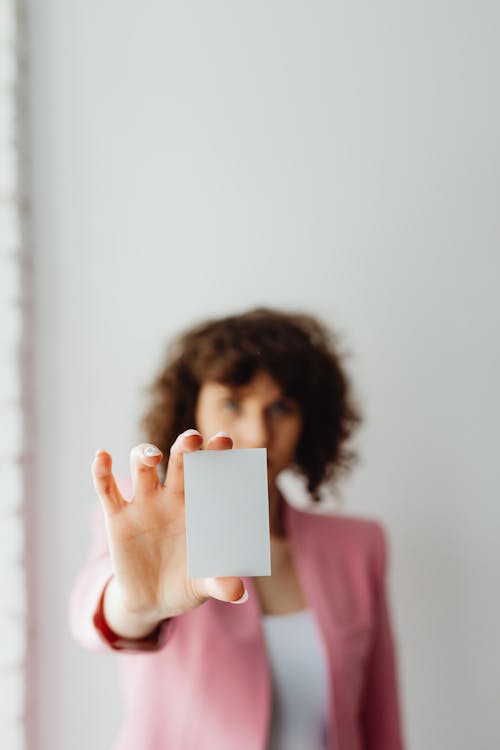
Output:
[{"xmin": 103, "ymin": 576, "xmax": 163, "ymax": 639}]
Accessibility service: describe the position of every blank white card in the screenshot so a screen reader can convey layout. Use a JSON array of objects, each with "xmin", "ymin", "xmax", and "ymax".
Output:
[{"xmin": 183, "ymin": 447, "xmax": 271, "ymax": 578}]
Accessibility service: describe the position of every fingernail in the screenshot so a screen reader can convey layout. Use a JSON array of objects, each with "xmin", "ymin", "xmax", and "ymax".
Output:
[
  {"xmin": 214, "ymin": 431, "xmax": 231, "ymax": 439},
  {"xmin": 144, "ymin": 445, "xmax": 162, "ymax": 457},
  {"xmin": 170, "ymin": 429, "xmax": 202, "ymax": 453},
  {"xmin": 230, "ymin": 588, "xmax": 249, "ymax": 604}
]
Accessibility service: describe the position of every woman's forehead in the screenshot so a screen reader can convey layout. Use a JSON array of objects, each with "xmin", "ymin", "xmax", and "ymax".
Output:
[{"xmin": 202, "ymin": 371, "xmax": 285, "ymax": 398}]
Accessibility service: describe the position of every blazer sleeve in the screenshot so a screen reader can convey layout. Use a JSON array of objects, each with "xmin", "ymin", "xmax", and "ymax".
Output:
[
  {"xmin": 360, "ymin": 522, "xmax": 406, "ymax": 750},
  {"xmin": 68, "ymin": 481, "xmax": 173, "ymax": 654}
]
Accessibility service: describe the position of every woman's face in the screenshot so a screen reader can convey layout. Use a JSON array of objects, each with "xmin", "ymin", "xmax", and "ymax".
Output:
[{"xmin": 194, "ymin": 369, "xmax": 303, "ymax": 483}]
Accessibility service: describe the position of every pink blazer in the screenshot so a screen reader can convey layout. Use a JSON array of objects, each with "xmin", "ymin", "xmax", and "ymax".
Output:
[{"xmin": 69, "ymin": 477, "xmax": 405, "ymax": 750}]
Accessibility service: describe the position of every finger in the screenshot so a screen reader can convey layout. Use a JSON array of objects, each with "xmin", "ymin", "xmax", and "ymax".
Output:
[
  {"xmin": 91, "ymin": 450, "xmax": 127, "ymax": 515},
  {"xmin": 205, "ymin": 431, "xmax": 233, "ymax": 450},
  {"xmin": 191, "ymin": 576, "xmax": 248, "ymax": 605},
  {"xmin": 162, "ymin": 429, "xmax": 204, "ymax": 498},
  {"xmin": 130, "ymin": 443, "xmax": 163, "ymax": 497}
]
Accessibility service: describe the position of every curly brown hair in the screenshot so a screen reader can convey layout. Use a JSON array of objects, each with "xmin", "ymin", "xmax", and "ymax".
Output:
[{"xmin": 140, "ymin": 307, "xmax": 363, "ymax": 502}]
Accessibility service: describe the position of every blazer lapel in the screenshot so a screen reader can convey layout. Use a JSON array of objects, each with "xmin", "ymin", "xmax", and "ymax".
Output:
[{"xmin": 285, "ymin": 500, "xmax": 360, "ymax": 750}]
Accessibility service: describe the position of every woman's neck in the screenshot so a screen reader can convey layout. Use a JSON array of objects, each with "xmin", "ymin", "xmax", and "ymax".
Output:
[{"xmin": 268, "ymin": 482, "xmax": 287, "ymax": 538}]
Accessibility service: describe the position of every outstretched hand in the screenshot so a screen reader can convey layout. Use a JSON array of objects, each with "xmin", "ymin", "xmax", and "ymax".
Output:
[{"xmin": 91, "ymin": 429, "xmax": 247, "ymax": 638}]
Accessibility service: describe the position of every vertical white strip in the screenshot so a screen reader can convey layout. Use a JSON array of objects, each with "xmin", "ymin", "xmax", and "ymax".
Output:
[{"xmin": 0, "ymin": 0, "xmax": 27, "ymax": 748}]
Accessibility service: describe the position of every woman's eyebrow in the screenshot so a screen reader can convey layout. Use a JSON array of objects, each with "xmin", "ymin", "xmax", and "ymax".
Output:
[
  {"xmin": 216, "ymin": 384, "xmax": 242, "ymax": 398},
  {"xmin": 216, "ymin": 380, "xmax": 294, "ymax": 400},
  {"xmin": 278, "ymin": 395, "xmax": 299, "ymax": 407},
  {"xmin": 222, "ymin": 384, "xmax": 241, "ymax": 394}
]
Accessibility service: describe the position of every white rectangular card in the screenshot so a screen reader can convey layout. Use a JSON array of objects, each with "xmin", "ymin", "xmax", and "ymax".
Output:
[{"xmin": 183, "ymin": 447, "xmax": 271, "ymax": 578}]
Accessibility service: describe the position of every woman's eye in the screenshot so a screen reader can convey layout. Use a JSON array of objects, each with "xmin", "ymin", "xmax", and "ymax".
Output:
[
  {"xmin": 223, "ymin": 399, "xmax": 240, "ymax": 411},
  {"xmin": 270, "ymin": 401, "xmax": 291, "ymax": 414}
]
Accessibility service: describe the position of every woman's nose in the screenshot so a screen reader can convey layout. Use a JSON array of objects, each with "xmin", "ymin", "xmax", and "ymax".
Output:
[{"xmin": 239, "ymin": 417, "xmax": 270, "ymax": 449}]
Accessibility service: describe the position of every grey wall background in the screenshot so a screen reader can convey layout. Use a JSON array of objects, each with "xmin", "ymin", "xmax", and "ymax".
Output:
[{"xmin": 27, "ymin": 2, "xmax": 499, "ymax": 748}]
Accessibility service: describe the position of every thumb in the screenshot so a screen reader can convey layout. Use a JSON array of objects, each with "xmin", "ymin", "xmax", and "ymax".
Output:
[{"xmin": 193, "ymin": 576, "xmax": 248, "ymax": 605}]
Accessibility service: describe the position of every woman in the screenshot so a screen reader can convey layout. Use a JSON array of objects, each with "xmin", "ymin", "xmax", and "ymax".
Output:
[{"xmin": 69, "ymin": 306, "xmax": 405, "ymax": 750}]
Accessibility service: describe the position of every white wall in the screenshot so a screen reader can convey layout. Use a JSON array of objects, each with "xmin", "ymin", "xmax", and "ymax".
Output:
[{"xmin": 27, "ymin": 2, "xmax": 500, "ymax": 748}]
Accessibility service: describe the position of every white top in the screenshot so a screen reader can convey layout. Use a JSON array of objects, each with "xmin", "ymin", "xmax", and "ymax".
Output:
[{"xmin": 261, "ymin": 608, "xmax": 330, "ymax": 750}]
